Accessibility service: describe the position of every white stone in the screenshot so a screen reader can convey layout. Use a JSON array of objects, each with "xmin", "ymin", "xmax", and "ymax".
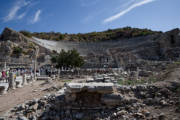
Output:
[
  {"xmin": 65, "ymin": 82, "xmax": 114, "ymax": 94},
  {"xmin": 16, "ymin": 76, "xmax": 23, "ymax": 88},
  {"xmin": 0, "ymin": 83, "xmax": 9, "ymax": 94}
]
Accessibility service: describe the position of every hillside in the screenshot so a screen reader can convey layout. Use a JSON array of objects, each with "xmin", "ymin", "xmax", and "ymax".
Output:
[
  {"xmin": 0, "ymin": 27, "xmax": 52, "ymax": 65},
  {"xmin": 0, "ymin": 27, "xmax": 180, "ymax": 70},
  {"xmin": 20, "ymin": 27, "xmax": 160, "ymax": 42}
]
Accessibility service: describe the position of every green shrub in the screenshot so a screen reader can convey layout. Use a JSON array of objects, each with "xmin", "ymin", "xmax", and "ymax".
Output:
[
  {"xmin": 59, "ymin": 34, "xmax": 65, "ymax": 40},
  {"xmin": 13, "ymin": 47, "xmax": 23, "ymax": 57},
  {"xmin": 20, "ymin": 30, "xmax": 32, "ymax": 38}
]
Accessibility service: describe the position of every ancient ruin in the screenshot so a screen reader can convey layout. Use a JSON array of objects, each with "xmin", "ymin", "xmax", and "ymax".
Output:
[{"xmin": 0, "ymin": 26, "xmax": 180, "ymax": 120}]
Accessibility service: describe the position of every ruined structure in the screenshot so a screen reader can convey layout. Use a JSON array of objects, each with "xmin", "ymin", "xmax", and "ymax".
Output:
[
  {"xmin": 0, "ymin": 27, "xmax": 180, "ymax": 72},
  {"xmin": 5, "ymin": 81, "xmax": 180, "ymax": 120}
]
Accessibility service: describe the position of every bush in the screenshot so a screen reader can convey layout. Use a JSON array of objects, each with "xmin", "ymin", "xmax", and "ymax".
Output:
[
  {"xmin": 20, "ymin": 30, "xmax": 32, "ymax": 38},
  {"xmin": 59, "ymin": 34, "xmax": 65, "ymax": 40},
  {"xmin": 13, "ymin": 47, "xmax": 23, "ymax": 57}
]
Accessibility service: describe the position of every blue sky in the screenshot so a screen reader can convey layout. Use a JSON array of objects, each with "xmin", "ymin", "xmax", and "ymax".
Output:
[{"xmin": 0, "ymin": 0, "xmax": 179, "ymax": 33}]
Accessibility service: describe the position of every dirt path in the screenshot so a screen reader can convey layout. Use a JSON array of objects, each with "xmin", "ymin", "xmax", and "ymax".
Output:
[{"xmin": 0, "ymin": 80, "xmax": 61, "ymax": 117}]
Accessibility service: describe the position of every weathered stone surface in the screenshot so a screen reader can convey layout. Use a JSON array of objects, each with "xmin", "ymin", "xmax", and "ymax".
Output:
[
  {"xmin": 15, "ymin": 76, "xmax": 23, "ymax": 88},
  {"xmin": 6, "ymin": 81, "xmax": 180, "ymax": 120},
  {"xmin": 22, "ymin": 74, "xmax": 28, "ymax": 85},
  {"xmin": 17, "ymin": 116, "xmax": 28, "ymax": 120},
  {"xmin": 65, "ymin": 83, "xmax": 114, "ymax": 94},
  {"xmin": 36, "ymin": 77, "xmax": 51, "ymax": 81},
  {"xmin": 0, "ymin": 28, "xmax": 25, "ymax": 42},
  {"xmin": 0, "ymin": 83, "xmax": 9, "ymax": 95},
  {"xmin": 101, "ymin": 93, "xmax": 123, "ymax": 106}
]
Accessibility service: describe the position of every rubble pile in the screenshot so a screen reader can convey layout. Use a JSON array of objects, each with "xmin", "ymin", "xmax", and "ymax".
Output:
[{"xmin": 5, "ymin": 82, "xmax": 180, "ymax": 120}]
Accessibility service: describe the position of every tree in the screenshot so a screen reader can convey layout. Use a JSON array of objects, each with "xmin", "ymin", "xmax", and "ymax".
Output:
[
  {"xmin": 59, "ymin": 34, "xmax": 65, "ymax": 40},
  {"xmin": 51, "ymin": 49, "xmax": 84, "ymax": 69},
  {"xmin": 51, "ymin": 55, "xmax": 57, "ymax": 63},
  {"xmin": 13, "ymin": 47, "xmax": 23, "ymax": 57}
]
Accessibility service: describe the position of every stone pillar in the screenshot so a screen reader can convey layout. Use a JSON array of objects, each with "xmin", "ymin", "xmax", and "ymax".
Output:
[
  {"xmin": 33, "ymin": 76, "xmax": 37, "ymax": 82},
  {"xmin": 52, "ymin": 75, "xmax": 56, "ymax": 80},
  {"xmin": 136, "ymin": 67, "xmax": 140, "ymax": 80},
  {"xmin": 31, "ymin": 73, "xmax": 36, "ymax": 82},
  {"xmin": 9, "ymin": 72, "xmax": 16, "ymax": 89},
  {"xmin": 58, "ymin": 69, "xmax": 60, "ymax": 79},
  {"xmin": 23, "ymin": 74, "xmax": 28, "ymax": 85},
  {"xmin": 29, "ymin": 75, "xmax": 33, "ymax": 83}
]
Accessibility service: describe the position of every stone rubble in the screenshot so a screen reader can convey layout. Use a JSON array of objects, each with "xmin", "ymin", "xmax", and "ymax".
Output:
[{"xmin": 3, "ymin": 81, "xmax": 180, "ymax": 120}]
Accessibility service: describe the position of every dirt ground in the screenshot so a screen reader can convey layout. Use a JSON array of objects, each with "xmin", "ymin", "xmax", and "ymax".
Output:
[
  {"xmin": 146, "ymin": 106, "xmax": 180, "ymax": 119},
  {"xmin": 0, "ymin": 80, "xmax": 63, "ymax": 117},
  {"xmin": 0, "ymin": 77, "xmax": 86, "ymax": 117}
]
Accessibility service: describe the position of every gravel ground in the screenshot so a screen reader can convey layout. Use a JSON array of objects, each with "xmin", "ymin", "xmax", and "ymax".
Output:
[{"xmin": 0, "ymin": 80, "xmax": 63, "ymax": 117}]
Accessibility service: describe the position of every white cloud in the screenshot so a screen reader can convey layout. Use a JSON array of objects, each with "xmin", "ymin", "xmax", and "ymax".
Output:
[
  {"xmin": 103, "ymin": 0, "xmax": 156, "ymax": 23},
  {"xmin": 3, "ymin": 0, "xmax": 30, "ymax": 22},
  {"xmin": 31, "ymin": 10, "xmax": 41, "ymax": 24},
  {"xmin": 17, "ymin": 12, "xmax": 26, "ymax": 19},
  {"xmin": 119, "ymin": 0, "xmax": 136, "ymax": 9}
]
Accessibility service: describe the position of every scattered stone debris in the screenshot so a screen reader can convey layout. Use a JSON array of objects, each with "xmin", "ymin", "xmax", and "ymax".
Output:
[
  {"xmin": 4, "ymin": 81, "xmax": 180, "ymax": 120},
  {"xmin": 42, "ymin": 86, "xmax": 59, "ymax": 92}
]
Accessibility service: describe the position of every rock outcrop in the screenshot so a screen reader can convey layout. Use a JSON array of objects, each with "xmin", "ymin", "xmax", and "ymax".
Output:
[
  {"xmin": 0, "ymin": 27, "xmax": 52, "ymax": 64},
  {"xmin": 0, "ymin": 27, "xmax": 27, "ymax": 43}
]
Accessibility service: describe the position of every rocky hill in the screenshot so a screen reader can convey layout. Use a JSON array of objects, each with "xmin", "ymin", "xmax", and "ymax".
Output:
[
  {"xmin": 28, "ymin": 28, "xmax": 180, "ymax": 69},
  {"xmin": 19, "ymin": 27, "xmax": 180, "ymax": 61},
  {"xmin": 0, "ymin": 27, "xmax": 180, "ymax": 70},
  {"xmin": 0, "ymin": 27, "xmax": 52, "ymax": 64}
]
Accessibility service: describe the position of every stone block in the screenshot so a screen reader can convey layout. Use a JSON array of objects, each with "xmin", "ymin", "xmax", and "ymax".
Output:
[
  {"xmin": 16, "ymin": 76, "xmax": 23, "ymax": 88},
  {"xmin": 65, "ymin": 83, "xmax": 114, "ymax": 94},
  {"xmin": 0, "ymin": 83, "xmax": 9, "ymax": 95},
  {"xmin": 22, "ymin": 74, "xmax": 28, "ymax": 85},
  {"xmin": 101, "ymin": 93, "xmax": 123, "ymax": 106}
]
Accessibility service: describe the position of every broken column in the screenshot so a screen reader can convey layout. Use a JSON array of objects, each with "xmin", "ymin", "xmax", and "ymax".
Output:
[
  {"xmin": 52, "ymin": 75, "xmax": 56, "ymax": 80},
  {"xmin": 16, "ymin": 76, "xmax": 23, "ymax": 88},
  {"xmin": 22, "ymin": 74, "xmax": 28, "ymax": 85},
  {"xmin": 136, "ymin": 67, "xmax": 140, "ymax": 80},
  {"xmin": 32, "ymin": 75, "xmax": 36, "ymax": 82},
  {"xmin": 9, "ymin": 72, "xmax": 16, "ymax": 89}
]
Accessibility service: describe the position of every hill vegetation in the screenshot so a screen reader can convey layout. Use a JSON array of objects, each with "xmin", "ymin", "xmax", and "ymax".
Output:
[{"xmin": 20, "ymin": 27, "xmax": 160, "ymax": 42}]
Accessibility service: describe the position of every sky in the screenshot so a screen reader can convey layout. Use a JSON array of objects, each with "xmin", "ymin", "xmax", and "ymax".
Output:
[{"xmin": 0, "ymin": 0, "xmax": 179, "ymax": 33}]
